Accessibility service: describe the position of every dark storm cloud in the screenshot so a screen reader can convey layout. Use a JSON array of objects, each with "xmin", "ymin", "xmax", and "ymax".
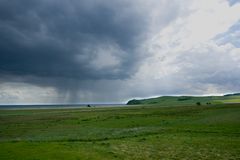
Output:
[
  {"xmin": 0, "ymin": 0, "xmax": 149, "ymax": 81},
  {"xmin": 0, "ymin": 0, "xmax": 185, "ymax": 103}
]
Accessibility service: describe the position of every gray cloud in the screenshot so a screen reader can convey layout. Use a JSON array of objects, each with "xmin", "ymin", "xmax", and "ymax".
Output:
[
  {"xmin": 0, "ymin": 0, "xmax": 180, "ymax": 103},
  {"xmin": 216, "ymin": 21, "xmax": 240, "ymax": 47},
  {"xmin": 228, "ymin": 0, "xmax": 240, "ymax": 6},
  {"xmin": 1, "ymin": 0, "xmax": 239, "ymax": 104},
  {"xmin": 0, "ymin": 0, "xmax": 152, "ymax": 80}
]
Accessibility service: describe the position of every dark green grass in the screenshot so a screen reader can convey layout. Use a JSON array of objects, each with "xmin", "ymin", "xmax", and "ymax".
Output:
[{"xmin": 0, "ymin": 104, "xmax": 240, "ymax": 159}]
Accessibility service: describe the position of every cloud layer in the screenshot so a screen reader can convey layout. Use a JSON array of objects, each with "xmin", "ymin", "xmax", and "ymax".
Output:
[{"xmin": 0, "ymin": 0, "xmax": 240, "ymax": 104}]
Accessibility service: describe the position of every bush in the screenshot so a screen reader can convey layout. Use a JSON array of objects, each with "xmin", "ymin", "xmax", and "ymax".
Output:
[{"xmin": 196, "ymin": 102, "xmax": 201, "ymax": 106}]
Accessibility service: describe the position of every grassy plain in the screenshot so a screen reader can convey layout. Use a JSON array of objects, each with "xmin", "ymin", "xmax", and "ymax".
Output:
[{"xmin": 0, "ymin": 104, "xmax": 240, "ymax": 159}]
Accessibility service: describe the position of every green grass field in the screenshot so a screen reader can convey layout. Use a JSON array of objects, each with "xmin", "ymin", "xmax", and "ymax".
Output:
[{"xmin": 0, "ymin": 104, "xmax": 240, "ymax": 159}]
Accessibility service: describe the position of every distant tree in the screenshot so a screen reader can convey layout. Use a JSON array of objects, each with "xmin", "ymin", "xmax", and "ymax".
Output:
[
  {"xmin": 87, "ymin": 104, "xmax": 91, "ymax": 107},
  {"xmin": 196, "ymin": 102, "xmax": 201, "ymax": 106},
  {"xmin": 127, "ymin": 99, "xmax": 142, "ymax": 105}
]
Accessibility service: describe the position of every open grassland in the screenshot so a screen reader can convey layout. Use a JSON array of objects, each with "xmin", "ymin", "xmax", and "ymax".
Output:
[{"xmin": 0, "ymin": 104, "xmax": 240, "ymax": 159}]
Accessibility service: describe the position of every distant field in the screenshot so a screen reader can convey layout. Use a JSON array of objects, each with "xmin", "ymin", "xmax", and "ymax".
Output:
[
  {"xmin": 127, "ymin": 94, "xmax": 240, "ymax": 106},
  {"xmin": 0, "ymin": 104, "xmax": 240, "ymax": 159},
  {"xmin": 214, "ymin": 95, "xmax": 240, "ymax": 104}
]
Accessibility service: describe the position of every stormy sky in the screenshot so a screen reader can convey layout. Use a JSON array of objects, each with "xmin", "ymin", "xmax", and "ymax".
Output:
[{"xmin": 0, "ymin": 0, "xmax": 240, "ymax": 104}]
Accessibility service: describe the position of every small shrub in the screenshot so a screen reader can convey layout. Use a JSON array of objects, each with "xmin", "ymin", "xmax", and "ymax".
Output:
[{"xmin": 196, "ymin": 102, "xmax": 201, "ymax": 106}]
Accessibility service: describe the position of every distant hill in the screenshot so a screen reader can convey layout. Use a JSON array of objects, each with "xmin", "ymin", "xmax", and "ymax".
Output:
[
  {"xmin": 224, "ymin": 93, "xmax": 240, "ymax": 96},
  {"xmin": 127, "ymin": 93, "xmax": 240, "ymax": 106}
]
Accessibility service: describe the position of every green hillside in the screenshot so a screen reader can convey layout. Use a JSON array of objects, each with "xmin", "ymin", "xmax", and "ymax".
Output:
[{"xmin": 127, "ymin": 93, "xmax": 240, "ymax": 105}]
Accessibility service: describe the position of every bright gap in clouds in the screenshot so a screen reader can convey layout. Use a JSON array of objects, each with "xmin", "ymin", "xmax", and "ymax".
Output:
[
  {"xmin": 130, "ymin": 0, "xmax": 240, "ymax": 97},
  {"xmin": 0, "ymin": 0, "xmax": 240, "ymax": 104}
]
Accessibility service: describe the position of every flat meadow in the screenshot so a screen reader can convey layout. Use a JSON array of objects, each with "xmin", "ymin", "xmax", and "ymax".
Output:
[{"xmin": 0, "ymin": 104, "xmax": 239, "ymax": 159}]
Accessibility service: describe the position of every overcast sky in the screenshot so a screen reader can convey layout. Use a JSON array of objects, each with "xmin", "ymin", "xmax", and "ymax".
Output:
[{"xmin": 0, "ymin": 0, "xmax": 240, "ymax": 104}]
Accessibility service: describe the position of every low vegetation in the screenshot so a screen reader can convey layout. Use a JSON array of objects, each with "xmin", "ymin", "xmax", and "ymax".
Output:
[{"xmin": 0, "ymin": 103, "xmax": 239, "ymax": 159}]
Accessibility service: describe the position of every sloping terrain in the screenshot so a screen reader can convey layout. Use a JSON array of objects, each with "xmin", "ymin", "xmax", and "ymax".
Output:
[{"xmin": 127, "ymin": 93, "xmax": 240, "ymax": 105}]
